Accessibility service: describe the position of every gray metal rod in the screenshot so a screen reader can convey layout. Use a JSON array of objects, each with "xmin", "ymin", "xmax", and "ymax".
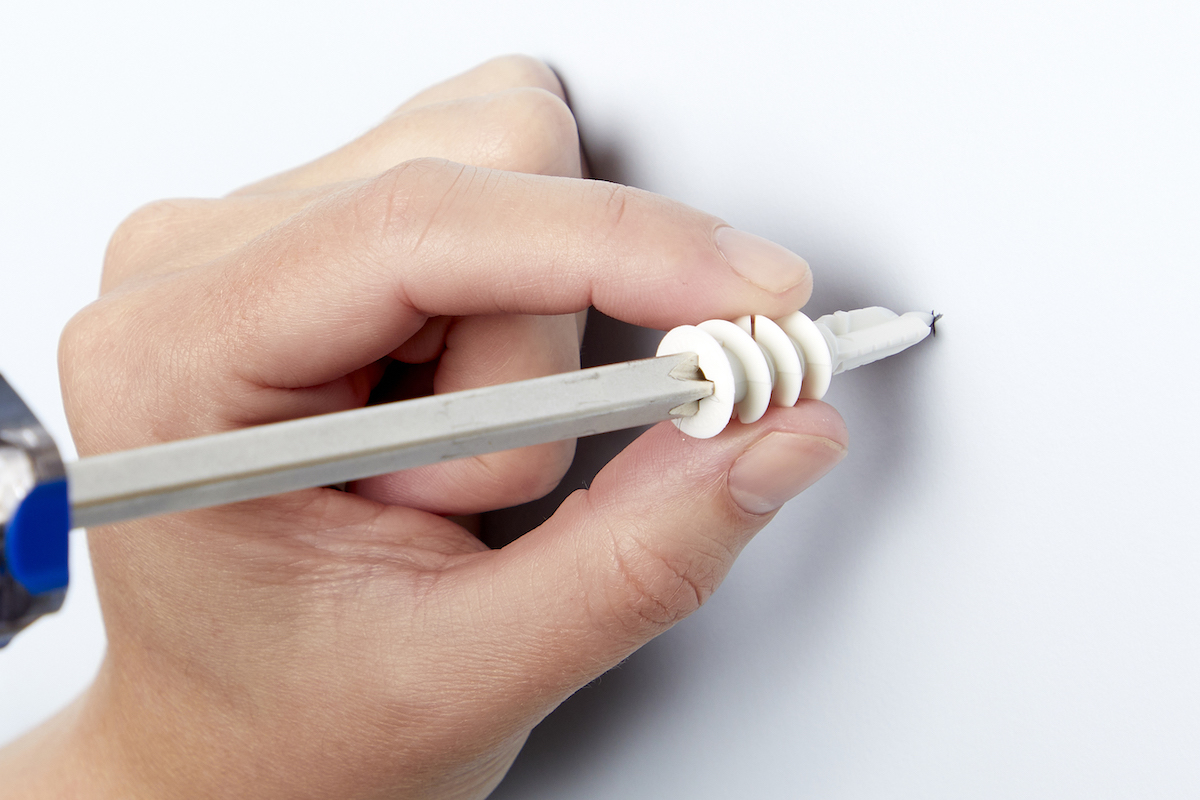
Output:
[{"xmin": 66, "ymin": 353, "xmax": 712, "ymax": 529}]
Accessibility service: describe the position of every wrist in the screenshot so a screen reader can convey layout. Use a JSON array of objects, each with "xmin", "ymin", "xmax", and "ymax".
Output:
[
  {"xmin": 0, "ymin": 669, "xmax": 136, "ymax": 799},
  {"xmin": 6, "ymin": 649, "xmax": 521, "ymax": 800},
  {"xmin": 0, "ymin": 654, "xmax": 251, "ymax": 800}
]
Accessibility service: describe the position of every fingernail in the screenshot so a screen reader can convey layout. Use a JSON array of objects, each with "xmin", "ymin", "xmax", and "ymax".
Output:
[
  {"xmin": 728, "ymin": 433, "xmax": 846, "ymax": 515},
  {"xmin": 715, "ymin": 227, "xmax": 811, "ymax": 294}
]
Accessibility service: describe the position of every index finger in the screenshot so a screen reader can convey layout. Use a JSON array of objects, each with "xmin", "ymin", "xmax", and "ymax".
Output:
[{"xmin": 179, "ymin": 158, "xmax": 813, "ymax": 390}]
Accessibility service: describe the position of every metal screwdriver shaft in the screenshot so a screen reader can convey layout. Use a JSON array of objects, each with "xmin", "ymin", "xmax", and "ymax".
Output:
[{"xmin": 67, "ymin": 353, "xmax": 712, "ymax": 529}]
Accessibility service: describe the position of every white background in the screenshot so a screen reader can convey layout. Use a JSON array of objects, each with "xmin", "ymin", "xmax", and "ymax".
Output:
[{"xmin": 2, "ymin": 1, "xmax": 1198, "ymax": 797}]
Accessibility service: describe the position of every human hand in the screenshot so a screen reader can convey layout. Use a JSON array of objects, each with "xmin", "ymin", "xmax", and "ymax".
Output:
[{"xmin": 6, "ymin": 56, "xmax": 847, "ymax": 799}]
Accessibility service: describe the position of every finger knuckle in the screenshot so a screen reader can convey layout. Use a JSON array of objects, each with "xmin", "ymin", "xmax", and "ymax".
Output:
[
  {"xmin": 601, "ymin": 522, "xmax": 727, "ymax": 635},
  {"xmin": 57, "ymin": 296, "xmax": 146, "ymax": 435},
  {"xmin": 476, "ymin": 54, "xmax": 565, "ymax": 99},
  {"xmin": 599, "ymin": 183, "xmax": 635, "ymax": 237},
  {"xmin": 588, "ymin": 182, "xmax": 721, "ymax": 293},
  {"xmin": 57, "ymin": 303, "xmax": 98, "ymax": 387},
  {"xmin": 60, "ymin": 285, "xmax": 234, "ymax": 449},
  {"xmin": 103, "ymin": 198, "xmax": 207, "ymax": 285},
  {"xmin": 484, "ymin": 87, "xmax": 579, "ymax": 175},
  {"xmin": 375, "ymin": 155, "xmax": 464, "ymax": 200},
  {"xmin": 385, "ymin": 155, "xmax": 458, "ymax": 189},
  {"xmin": 362, "ymin": 158, "xmax": 447, "ymax": 229},
  {"xmin": 365, "ymin": 158, "xmax": 472, "ymax": 257}
]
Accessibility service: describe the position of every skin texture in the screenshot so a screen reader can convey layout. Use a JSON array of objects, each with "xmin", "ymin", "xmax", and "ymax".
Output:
[{"xmin": 0, "ymin": 56, "xmax": 848, "ymax": 799}]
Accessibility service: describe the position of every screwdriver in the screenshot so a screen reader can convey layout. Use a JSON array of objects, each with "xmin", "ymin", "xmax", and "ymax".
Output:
[{"xmin": 1, "ymin": 305, "xmax": 936, "ymax": 643}]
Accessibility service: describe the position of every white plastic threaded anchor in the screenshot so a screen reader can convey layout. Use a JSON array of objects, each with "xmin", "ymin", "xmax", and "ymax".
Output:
[{"xmin": 656, "ymin": 307, "xmax": 935, "ymax": 438}]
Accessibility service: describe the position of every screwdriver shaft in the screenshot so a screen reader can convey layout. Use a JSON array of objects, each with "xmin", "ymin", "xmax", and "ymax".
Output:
[{"xmin": 67, "ymin": 354, "xmax": 711, "ymax": 529}]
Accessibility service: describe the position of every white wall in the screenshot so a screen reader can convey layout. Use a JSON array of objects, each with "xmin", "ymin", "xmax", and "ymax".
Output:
[{"xmin": 2, "ymin": 1, "xmax": 1197, "ymax": 797}]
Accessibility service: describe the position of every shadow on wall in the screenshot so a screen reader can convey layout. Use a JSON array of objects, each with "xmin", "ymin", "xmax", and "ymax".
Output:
[
  {"xmin": 490, "ymin": 298, "xmax": 937, "ymax": 800},
  {"xmin": 487, "ymin": 115, "xmax": 938, "ymax": 795}
]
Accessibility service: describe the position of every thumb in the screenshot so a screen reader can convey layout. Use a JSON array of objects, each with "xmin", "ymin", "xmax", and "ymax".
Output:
[{"xmin": 470, "ymin": 401, "xmax": 847, "ymax": 705}]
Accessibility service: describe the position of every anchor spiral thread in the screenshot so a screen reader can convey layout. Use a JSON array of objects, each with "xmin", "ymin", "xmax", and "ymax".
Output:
[{"xmin": 657, "ymin": 308, "xmax": 935, "ymax": 438}]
